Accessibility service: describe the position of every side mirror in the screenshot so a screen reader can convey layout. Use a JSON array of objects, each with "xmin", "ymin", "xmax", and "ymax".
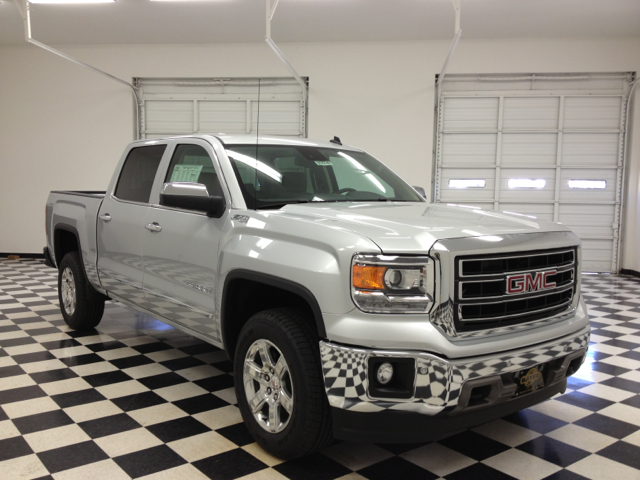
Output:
[
  {"xmin": 160, "ymin": 182, "xmax": 226, "ymax": 218},
  {"xmin": 413, "ymin": 186, "xmax": 428, "ymax": 200}
]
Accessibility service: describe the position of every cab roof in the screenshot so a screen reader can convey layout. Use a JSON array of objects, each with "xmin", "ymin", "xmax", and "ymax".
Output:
[{"xmin": 134, "ymin": 134, "xmax": 362, "ymax": 152}]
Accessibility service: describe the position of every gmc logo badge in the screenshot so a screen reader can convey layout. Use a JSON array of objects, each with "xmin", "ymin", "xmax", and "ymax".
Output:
[{"xmin": 506, "ymin": 270, "xmax": 556, "ymax": 295}]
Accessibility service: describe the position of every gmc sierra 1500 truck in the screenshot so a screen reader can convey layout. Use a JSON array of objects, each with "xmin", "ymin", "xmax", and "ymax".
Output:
[{"xmin": 45, "ymin": 134, "xmax": 590, "ymax": 459}]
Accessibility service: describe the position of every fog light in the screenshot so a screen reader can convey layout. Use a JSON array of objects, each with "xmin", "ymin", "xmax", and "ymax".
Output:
[{"xmin": 377, "ymin": 362, "xmax": 394, "ymax": 385}]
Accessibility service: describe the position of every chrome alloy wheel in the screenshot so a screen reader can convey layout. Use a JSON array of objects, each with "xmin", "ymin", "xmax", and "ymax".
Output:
[
  {"xmin": 60, "ymin": 267, "xmax": 76, "ymax": 316},
  {"xmin": 243, "ymin": 339, "xmax": 294, "ymax": 433}
]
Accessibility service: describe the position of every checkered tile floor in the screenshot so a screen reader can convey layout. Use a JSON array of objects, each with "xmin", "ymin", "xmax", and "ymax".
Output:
[{"xmin": 1, "ymin": 259, "xmax": 640, "ymax": 480}]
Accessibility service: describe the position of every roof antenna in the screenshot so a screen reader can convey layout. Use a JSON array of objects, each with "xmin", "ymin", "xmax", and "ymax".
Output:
[
  {"xmin": 254, "ymin": 78, "xmax": 261, "ymax": 210},
  {"xmin": 330, "ymin": 136, "xmax": 342, "ymax": 145}
]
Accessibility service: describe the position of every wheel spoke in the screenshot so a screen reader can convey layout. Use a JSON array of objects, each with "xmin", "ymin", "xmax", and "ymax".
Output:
[
  {"xmin": 256, "ymin": 340, "xmax": 273, "ymax": 369},
  {"xmin": 268, "ymin": 402, "xmax": 280, "ymax": 432},
  {"xmin": 244, "ymin": 360, "xmax": 264, "ymax": 383},
  {"xmin": 279, "ymin": 390, "xmax": 293, "ymax": 414},
  {"xmin": 247, "ymin": 341, "xmax": 260, "ymax": 362},
  {"xmin": 274, "ymin": 355, "xmax": 288, "ymax": 379},
  {"xmin": 248, "ymin": 390, "xmax": 267, "ymax": 414}
]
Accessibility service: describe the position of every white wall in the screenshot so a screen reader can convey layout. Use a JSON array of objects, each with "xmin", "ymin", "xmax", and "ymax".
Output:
[
  {"xmin": 1, "ymin": 37, "xmax": 639, "ymax": 271},
  {"xmin": 624, "ymin": 92, "xmax": 640, "ymax": 272}
]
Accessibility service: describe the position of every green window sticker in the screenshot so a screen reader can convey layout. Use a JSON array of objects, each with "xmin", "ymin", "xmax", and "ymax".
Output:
[{"xmin": 170, "ymin": 164, "xmax": 203, "ymax": 182}]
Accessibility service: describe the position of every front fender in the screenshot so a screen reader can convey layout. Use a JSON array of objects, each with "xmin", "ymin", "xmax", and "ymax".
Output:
[{"xmin": 218, "ymin": 211, "xmax": 381, "ymax": 316}]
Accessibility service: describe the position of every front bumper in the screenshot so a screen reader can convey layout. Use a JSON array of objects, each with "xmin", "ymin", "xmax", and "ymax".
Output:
[
  {"xmin": 332, "ymin": 379, "xmax": 568, "ymax": 443},
  {"xmin": 320, "ymin": 324, "xmax": 589, "ymax": 419}
]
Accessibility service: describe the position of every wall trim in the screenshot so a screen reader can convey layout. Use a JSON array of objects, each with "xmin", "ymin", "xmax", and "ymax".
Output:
[
  {"xmin": 0, "ymin": 253, "xmax": 45, "ymax": 259},
  {"xmin": 621, "ymin": 268, "xmax": 640, "ymax": 279}
]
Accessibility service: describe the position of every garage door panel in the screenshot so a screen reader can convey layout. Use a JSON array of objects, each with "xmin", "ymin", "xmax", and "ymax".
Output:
[
  {"xmin": 503, "ymin": 97, "xmax": 559, "ymax": 130},
  {"xmin": 558, "ymin": 203, "xmax": 616, "ymax": 224},
  {"xmin": 564, "ymin": 96, "xmax": 622, "ymax": 130},
  {"xmin": 562, "ymin": 133, "xmax": 620, "ymax": 166},
  {"xmin": 436, "ymin": 74, "xmax": 629, "ymax": 273},
  {"xmin": 499, "ymin": 168, "xmax": 556, "ymax": 202},
  {"xmin": 499, "ymin": 203, "xmax": 554, "ymax": 221},
  {"xmin": 439, "ymin": 168, "xmax": 495, "ymax": 202},
  {"xmin": 145, "ymin": 101, "xmax": 193, "ymax": 134},
  {"xmin": 441, "ymin": 134, "xmax": 497, "ymax": 166},
  {"xmin": 558, "ymin": 204, "xmax": 615, "ymax": 239},
  {"xmin": 582, "ymin": 260, "xmax": 613, "ymax": 273},
  {"xmin": 582, "ymin": 240, "xmax": 614, "ymax": 258},
  {"xmin": 443, "ymin": 97, "xmax": 499, "ymax": 130},
  {"xmin": 559, "ymin": 203, "xmax": 615, "ymax": 217},
  {"xmin": 251, "ymin": 102, "xmax": 301, "ymax": 136},
  {"xmin": 564, "ymin": 225, "xmax": 613, "ymax": 239},
  {"xmin": 501, "ymin": 133, "xmax": 558, "ymax": 167},
  {"xmin": 138, "ymin": 77, "xmax": 307, "ymax": 139},
  {"xmin": 199, "ymin": 101, "xmax": 246, "ymax": 133},
  {"xmin": 581, "ymin": 239, "xmax": 614, "ymax": 272},
  {"xmin": 559, "ymin": 169, "xmax": 617, "ymax": 202}
]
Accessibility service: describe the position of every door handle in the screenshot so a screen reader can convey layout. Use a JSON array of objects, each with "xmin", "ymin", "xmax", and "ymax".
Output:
[
  {"xmin": 145, "ymin": 222, "xmax": 162, "ymax": 233},
  {"xmin": 99, "ymin": 214, "xmax": 111, "ymax": 222}
]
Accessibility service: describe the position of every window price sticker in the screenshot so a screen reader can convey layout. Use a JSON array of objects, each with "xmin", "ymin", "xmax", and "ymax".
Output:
[{"xmin": 170, "ymin": 165, "xmax": 203, "ymax": 182}]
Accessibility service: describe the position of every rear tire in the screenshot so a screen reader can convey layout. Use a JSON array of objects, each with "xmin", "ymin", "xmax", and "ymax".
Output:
[
  {"xmin": 58, "ymin": 252, "xmax": 104, "ymax": 330},
  {"xmin": 234, "ymin": 308, "xmax": 333, "ymax": 459}
]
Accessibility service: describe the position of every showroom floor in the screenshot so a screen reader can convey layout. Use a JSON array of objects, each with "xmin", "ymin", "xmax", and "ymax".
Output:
[{"xmin": 1, "ymin": 259, "xmax": 640, "ymax": 480}]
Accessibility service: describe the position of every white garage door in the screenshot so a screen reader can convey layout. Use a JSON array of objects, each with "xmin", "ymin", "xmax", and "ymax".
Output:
[
  {"xmin": 135, "ymin": 77, "xmax": 308, "ymax": 139},
  {"xmin": 434, "ymin": 73, "xmax": 634, "ymax": 272}
]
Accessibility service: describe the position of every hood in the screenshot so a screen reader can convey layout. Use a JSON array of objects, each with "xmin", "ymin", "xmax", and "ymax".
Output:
[{"xmin": 277, "ymin": 202, "xmax": 569, "ymax": 253}]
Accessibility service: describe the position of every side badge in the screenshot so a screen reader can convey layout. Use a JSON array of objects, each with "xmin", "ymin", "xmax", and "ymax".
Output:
[{"xmin": 232, "ymin": 214, "xmax": 250, "ymax": 224}]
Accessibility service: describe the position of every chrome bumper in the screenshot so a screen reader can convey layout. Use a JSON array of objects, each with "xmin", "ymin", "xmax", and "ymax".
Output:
[{"xmin": 320, "ymin": 325, "xmax": 590, "ymax": 416}]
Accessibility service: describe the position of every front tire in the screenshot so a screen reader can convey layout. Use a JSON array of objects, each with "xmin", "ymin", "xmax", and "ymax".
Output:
[
  {"xmin": 58, "ymin": 252, "xmax": 105, "ymax": 330},
  {"xmin": 234, "ymin": 308, "xmax": 332, "ymax": 459}
]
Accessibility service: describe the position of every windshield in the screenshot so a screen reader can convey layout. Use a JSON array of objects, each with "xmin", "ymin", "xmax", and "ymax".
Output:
[{"xmin": 225, "ymin": 145, "xmax": 423, "ymax": 209}]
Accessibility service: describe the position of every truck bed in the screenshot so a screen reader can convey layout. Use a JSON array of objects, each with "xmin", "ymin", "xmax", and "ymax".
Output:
[
  {"xmin": 45, "ymin": 191, "xmax": 106, "ymax": 289},
  {"xmin": 50, "ymin": 191, "xmax": 106, "ymax": 198}
]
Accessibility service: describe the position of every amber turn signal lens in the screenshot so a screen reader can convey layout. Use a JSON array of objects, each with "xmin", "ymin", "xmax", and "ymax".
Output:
[{"xmin": 353, "ymin": 264, "xmax": 386, "ymax": 290}]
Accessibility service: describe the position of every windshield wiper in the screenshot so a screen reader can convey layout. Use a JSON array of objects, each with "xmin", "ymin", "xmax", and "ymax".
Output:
[{"xmin": 255, "ymin": 200, "xmax": 313, "ymax": 210}]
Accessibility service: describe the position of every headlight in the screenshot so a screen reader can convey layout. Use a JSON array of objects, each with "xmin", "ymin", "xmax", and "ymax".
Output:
[{"xmin": 351, "ymin": 254, "xmax": 435, "ymax": 313}]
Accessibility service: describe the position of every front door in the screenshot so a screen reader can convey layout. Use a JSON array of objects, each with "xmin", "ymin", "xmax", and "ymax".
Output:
[{"xmin": 142, "ymin": 142, "xmax": 228, "ymax": 341}]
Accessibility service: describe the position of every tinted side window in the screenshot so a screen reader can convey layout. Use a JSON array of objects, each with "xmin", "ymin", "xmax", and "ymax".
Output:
[
  {"xmin": 114, "ymin": 145, "xmax": 166, "ymax": 203},
  {"xmin": 165, "ymin": 144, "xmax": 223, "ymax": 197}
]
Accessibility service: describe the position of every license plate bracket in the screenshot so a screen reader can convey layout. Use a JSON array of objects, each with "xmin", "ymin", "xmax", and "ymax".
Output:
[{"xmin": 513, "ymin": 365, "xmax": 546, "ymax": 397}]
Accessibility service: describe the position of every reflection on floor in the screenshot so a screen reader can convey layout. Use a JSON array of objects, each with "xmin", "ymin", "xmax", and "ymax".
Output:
[{"xmin": 1, "ymin": 259, "xmax": 640, "ymax": 480}]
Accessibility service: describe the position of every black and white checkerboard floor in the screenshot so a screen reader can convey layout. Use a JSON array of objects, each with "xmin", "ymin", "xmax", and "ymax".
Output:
[{"xmin": 1, "ymin": 259, "xmax": 640, "ymax": 480}]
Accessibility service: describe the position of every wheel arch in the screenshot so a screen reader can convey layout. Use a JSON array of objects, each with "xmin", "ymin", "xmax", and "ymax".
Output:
[
  {"xmin": 53, "ymin": 224, "xmax": 108, "ymax": 300},
  {"xmin": 221, "ymin": 270, "xmax": 326, "ymax": 359},
  {"xmin": 53, "ymin": 224, "xmax": 81, "ymax": 267}
]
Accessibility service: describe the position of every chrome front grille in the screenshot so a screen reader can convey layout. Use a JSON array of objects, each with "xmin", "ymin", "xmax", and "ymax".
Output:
[{"xmin": 454, "ymin": 248, "xmax": 577, "ymax": 331}]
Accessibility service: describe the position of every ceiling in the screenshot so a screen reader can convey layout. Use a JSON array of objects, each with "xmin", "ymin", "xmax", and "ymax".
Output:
[{"xmin": 1, "ymin": 0, "xmax": 639, "ymax": 46}]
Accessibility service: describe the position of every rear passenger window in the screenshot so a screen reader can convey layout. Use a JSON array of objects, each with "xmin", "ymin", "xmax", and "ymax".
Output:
[
  {"xmin": 114, "ymin": 145, "xmax": 166, "ymax": 203},
  {"xmin": 165, "ymin": 144, "xmax": 223, "ymax": 197}
]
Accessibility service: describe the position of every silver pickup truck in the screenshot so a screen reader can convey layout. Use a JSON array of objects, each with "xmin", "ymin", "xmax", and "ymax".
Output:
[{"xmin": 44, "ymin": 135, "xmax": 590, "ymax": 458}]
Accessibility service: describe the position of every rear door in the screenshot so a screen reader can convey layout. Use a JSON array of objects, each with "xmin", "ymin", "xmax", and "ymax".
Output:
[
  {"xmin": 97, "ymin": 144, "xmax": 167, "ymax": 304},
  {"xmin": 141, "ymin": 140, "xmax": 229, "ymax": 341}
]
